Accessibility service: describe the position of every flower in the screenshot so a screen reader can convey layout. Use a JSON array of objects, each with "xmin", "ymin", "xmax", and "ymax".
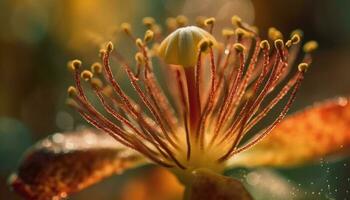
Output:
[{"xmin": 9, "ymin": 15, "xmax": 350, "ymax": 200}]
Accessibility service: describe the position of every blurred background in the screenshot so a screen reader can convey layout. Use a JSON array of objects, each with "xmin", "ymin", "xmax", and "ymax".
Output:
[{"xmin": 0, "ymin": 0, "xmax": 350, "ymax": 199}]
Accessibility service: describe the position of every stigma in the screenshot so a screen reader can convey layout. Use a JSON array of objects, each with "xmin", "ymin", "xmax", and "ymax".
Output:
[{"xmin": 66, "ymin": 15, "xmax": 317, "ymax": 174}]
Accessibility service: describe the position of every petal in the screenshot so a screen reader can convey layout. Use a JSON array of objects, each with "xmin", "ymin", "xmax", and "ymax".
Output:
[
  {"xmin": 119, "ymin": 167, "xmax": 184, "ymax": 200},
  {"xmin": 228, "ymin": 97, "xmax": 350, "ymax": 168},
  {"xmin": 9, "ymin": 129, "xmax": 145, "ymax": 200},
  {"xmin": 186, "ymin": 169, "xmax": 253, "ymax": 200}
]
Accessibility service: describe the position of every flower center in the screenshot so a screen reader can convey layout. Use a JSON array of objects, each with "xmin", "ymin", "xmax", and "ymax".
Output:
[{"xmin": 66, "ymin": 15, "xmax": 316, "ymax": 177}]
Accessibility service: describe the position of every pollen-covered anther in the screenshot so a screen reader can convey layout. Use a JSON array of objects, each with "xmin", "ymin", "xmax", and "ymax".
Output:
[
  {"xmin": 204, "ymin": 17, "xmax": 215, "ymax": 26},
  {"xmin": 142, "ymin": 17, "xmax": 155, "ymax": 28},
  {"xmin": 198, "ymin": 39, "xmax": 213, "ymax": 52},
  {"xmin": 90, "ymin": 78, "xmax": 103, "ymax": 89},
  {"xmin": 106, "ymin": 42, "xmax": 114, "ymax": 53},
  {"xmin": 268, "ymin": 27, "xmax": 283, "ymax": 40},
  {"xmin": 291, "ymin": 29, "xmax": 304, "ymax": 39},
  {"xmin": 144, "ymin": 30, "xmax": 154, "ymax": 43},
  {"xmin": 231, "ymin": 15, "xmax": 242, "ymax": 27},
  {"xmin": 303, "ymin": 41, "xmax": 318, "ymax": 53},
  {"xmin": 233, "ymin": 43, "xmax": 245, "ymax": 52},
  {"xmin": 259, "ymin": 40, "xmax": 271, "ymax": 50},
  {"xmin": 176, "ymin": 15, "xmax": 188, "ymax": 27},
  {"xmin": 235, "ymin": 28, "xmax": 251, "ymax": 39},
  {"xmin": 166, "ymin": 17, "xmax": 177, "ymax": 30},
  {"xmin": 91, "ymin": 62, "xmax": 102, "ymax": 74},
  {"xmin": 135, "ymin": 52, "xmax": 144, "ymax": 64},
  {"xmin": 196, "ymin": 16, "xmax": 206, "ymax": 27},
  {"xmin": 65, "ymin": 98, "xmax": 79, "ymax": 108},
  {"xmin": 81, "ymin": 70, "xmax": 93, "ymax": 82},
  {"xmin": 120, "ymin": 22, "xmax": 132, "ymax": 35},
  {"xmin": 274, "ymin": 39, "xmax": 284, "ymax": 50},
  {"xmin": 70, "ymin": 59, "xmax": 82, "ymax": 71},
  {"xmin": 99, "ymin": 49, "xmax": 106, "ymax": 59},
  {"xmin": 298, "ymin": 63, "xmax": 309, "ymax": 72},
  {"xmin": 286, "ymin": 34, "xmax": 301, "ymax": 47},
  {"xmin": 102, "ymin": 85, "xmax": 113, "ymax": 97},
  {"xmin": 135, "ymin": 38, "xmax": 144, "ymax": 48},
  {"xmin": 222, "ymin": 28, "xmax": 235, "ymax": 38},
  {"xmin": 67, "ymin": 86, "xmax": 78, "ymax": 97}
]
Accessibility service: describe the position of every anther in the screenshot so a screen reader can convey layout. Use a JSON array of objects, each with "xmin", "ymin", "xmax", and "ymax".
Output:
[
  {"xmin": 274, "ymin": 39, "xmax": 284, "ymax": 50},
  {"xmin": 65, "ymin": 98, "xmax": 79, "ymax": 108},
  {"xmin": 222, "ymin": 28, "xmax": 235, "ymax": 38},
  {"xmin": 176, "ymin": 15, "xmax": 188, "ymax": 27},
  {"xmin": 90, "ymin": 78, "xmax": 103, "ymax": 89},
  {"xmin": 102, "ymin": 86, "xmax": 113, "ymax": 97},
  {"xmin": 268, "ymin": 27, "xmax": 283, "ymax": 40},
  {"xmin": 233, "ymin": 43, "xmax": 245, "ymax": 52},
  {"xmin": 81, "ymin": 70, "xmax": 93, "ymax": 82},
  {"xmin": 135, "ymin": 52, "xmax": 144, "ymax": 64},
  {"xmin": 235, "ymin": 28, "xmax": 247, "ymax": 39},
  {"xmin": 67, "ymin": 86, "xmax": 78, "ymax": 97},
  {"xmin": 198, "ymin": 39, "xmax": 212, "ymax": 52},
  {"xmin": 231, "ymin": 15, "xmax": 242, "ymax": 27},
  {"xmin": 291, "ymin": 34, "xmax": 301, "ymax": 44},
  {"xmin": 135, "ymin": 38, "xmax": 144, "ymax": 48},
  {"xmin": 142, "ymin": 17, "xmax": 155, "ymax": 28},
  {"xmin": 196, "ymin": 16, "xmax": 206, "ymax": 27},
  {"xmin": 106, "ymin": 42, "xmax": 114, "ymax": 53},
  {"xmin": 303, "ymin": 41, "xmax": 318, "ymax": 53},
  {"xmin": 120, "ymin": 23, "xmax": 132, "ymax": 35},
  {"xmin": 99, "ymin": 49, "xmax": 106, "ymax": 59},
  {"xmin": 67, "ymin": 61, "xmax": 74, "ymax": 72},
  {"xmin": 144, "ymin": 30, "xmax": 154, "ymax": 43},
  {"xmin": 71, "ymin": 59, "xmax": 82, "ymax": 70},
  {"xmin": 290, "ymin": 29, "xmax": 304, "ymax": 39},
  {"xmin": 259, "ymin": 40, "xmax": 270, "ymax": 50},
  {"xmin": 91, "ymin": 62, "xmax": 102, "ymax": 74},
  {"xmin": 298, "ymin": 63, "xmax": 309, "ymax": 72},
  {"xmin": 204, "ymin": 17, "xmax": 215, "ymax": 26},
  {"xmin": 166, "ymin": 17, "xmax": 177, "ymax": 30}
]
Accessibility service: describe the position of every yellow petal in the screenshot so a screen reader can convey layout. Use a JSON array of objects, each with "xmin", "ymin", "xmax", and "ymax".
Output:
[
  {"xmin": 229, "ymin": 97, "xmax": 350, "ymax": 168},
  {"xmin": 186, "ymin": 169, "xmax": 253, "ymax": 200},
  {"xmin": 9, "ymin": 129, "xmax": 145, "ymax": 200}
]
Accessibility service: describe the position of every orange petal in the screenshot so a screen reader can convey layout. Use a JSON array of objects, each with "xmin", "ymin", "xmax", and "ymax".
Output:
[
  {"xmin": 187, "ymin": 169, "xmax": 253, "ymax": 200},
  {"xmin": 229, "ymin": 97, "xmax": 350, "ymax": 168},
  {"xmin": 9, "ymin": 129, "xmax": 145, "ymax": 200},
  {"xmin": 119, "ymin": 167, "xmax": 184, "ymax": 200}
]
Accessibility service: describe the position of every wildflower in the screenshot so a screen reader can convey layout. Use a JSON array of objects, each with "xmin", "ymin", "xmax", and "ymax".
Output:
[{"xmin": 9, "ymin": 16, "xmax": 350, "ymax": 200}]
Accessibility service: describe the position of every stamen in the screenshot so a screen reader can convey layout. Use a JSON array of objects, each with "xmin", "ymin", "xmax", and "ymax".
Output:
[
  {"xmin": 231, "ymin": 15, "xmax": 243, "ymax": 27},
  {"xmin": 303, "ymin": 41, "xmax": 318, "ymax": 53},
  {"xmin": 196, "ymin": 16, "xmax": 207, "ymax": 28},
  {"xmin": 144, "ymin": 30, "xmax": 155, "ymax": 43},
  {"xmin": 204, "ymin": 17, "xmax": 215, "ymax": 34},
  {"xmin": 176, "ymin": 15, "xmax": 188, "ymax": 27},
  {"xmin": 142, "ymin": 17, "xmax": 156, "ymax": 28},
  {"xmin": 67, "ymin": 86, "xmax": 78, "ymax": 97},
  {"xmin": 222, "ymin": 28, "xmax": 235, "ymax": 39},
  {"xmin": 120, "ymin": 22, "xmax": 132, "ymax": 36},
  {"xmin": 166, "ymin": 17, "xmax": 177, "ymax": 32},
  {"xmin": 81, "ymin": 70, "xmax": 93, "ymax": 82},
  {"xmin": 91, "ymin": 62, "xmax": 103, "ymax": 74}
]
